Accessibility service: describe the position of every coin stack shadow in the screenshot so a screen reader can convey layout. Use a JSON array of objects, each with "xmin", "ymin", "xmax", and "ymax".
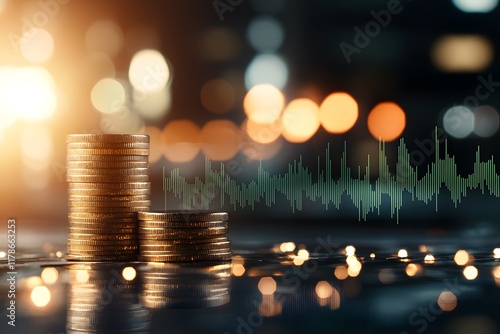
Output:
[
  {"xmin": 139, "ymin": 262, "xmax": 231, "ymax": 309},
  {"xmin": 66, "ymin": 264, "xmax": 151, "ymax": 333},
  {"xmin": 66, "ymin": 134, "xmax": 150, "ymax": 262},
  {"xmin": 137, "ymin": 211, "xmax": 232, "ymax": 262}
]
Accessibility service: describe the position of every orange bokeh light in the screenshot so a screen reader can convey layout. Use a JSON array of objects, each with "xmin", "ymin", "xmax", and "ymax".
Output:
[
  {"xmin": 200, "ymin": 120, "xmax": 241, "ymax": 161},
  {"xmin": 281, "ymin": 98, "xmax": 320, "ymax": 143},
  {"xmin": 200, "ymin": 78, "xmax": 235, "ymax": 114},
  {"xmin": 161, "ymin": 120, "xmax": 200, "ymax": 162},
  {"xmin": 319, "ymin": 92, "xmax": 358, "ymax": 133},
  {"xmin": 367, "ymin": 102, "xmax": 406, "ymax": 141},
  {"xmin": 243, "ymin": 84, "xmax": 285, "ymax": 124},
  {"xmin": 244, "ymin": 118, "xmax": 281, "ymax": 144}
]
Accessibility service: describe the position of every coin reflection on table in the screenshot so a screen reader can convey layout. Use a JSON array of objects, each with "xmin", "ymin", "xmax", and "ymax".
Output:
[
  {"xmin": 66, "ymin": 263, "xmax": 151, "ymax": 333},
  {"xmin": 138, "ymin": 261, "xmax": 231, "ymax": 309}
]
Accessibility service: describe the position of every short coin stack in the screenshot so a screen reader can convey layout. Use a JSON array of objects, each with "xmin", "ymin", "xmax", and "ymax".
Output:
[
  {"xmin": 66, "ymin": 134, "xmax": 150, "ymax": 262},
  {"xmin": 139, "ymin": 262, "xmax": 231, "ymax": 309},
  {"xmin": 137, "ymin": 210, "xmax": 231, "ymax": 262}
]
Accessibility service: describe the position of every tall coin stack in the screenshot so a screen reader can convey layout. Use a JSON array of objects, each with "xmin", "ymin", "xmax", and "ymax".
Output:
[
  {"xmin": 137, "ymin": 210, "xmax": 232, "ymax": 262},
  {"xmin": 66, "ymin": 134, "xmax": 150, "ymax": 262}
]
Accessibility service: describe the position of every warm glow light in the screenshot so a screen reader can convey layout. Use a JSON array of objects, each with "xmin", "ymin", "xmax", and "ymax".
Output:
[
  {"xmin": 244, "ymin": 84, "xmax": 285, "ymax": 124},
  {"xmin": 241, "ymin": 135, "xmax": 283, "ymax": 161},
  {"xmin": 281, "ymin": 98, "xmax": 320, "ymax": 143},
  {"xmin": 91, "ymin": 78, "xmax": 126, "ymax": 114},
  {"xmin": 244, "ymin": 118, "xmax": 281, "ymax": 144},
  {"xmin": 1, "ymin": 66, "xmax": 57, "ymax": 121},
  {"xmin": 201, "ymin": 79, "xmax": 235, "ymax": 114},
  {"xmin": 31, "ymin": 286, "xmax": 50, "ymax": 307},
  {"xmin": 122, "ymin": 267, "xmax": 136, "ymax": 281},
  {"xmin": 345, "ymin": 245, "xmax": 356, "ymax": 256},
  {"xmin": 20, "ymin": 28, "xmax": 54, "ymax": 63},
  {"xmin": 452, "ymin": 0, "xmax": 498, "ymax": 13},
  {"xmin": 0, "ymin": 251, "xmax": 5, "ymax": 258},
  {"xmin": 245, "ymin": 53, "xmax": 288, "ymax": 89},
  {"xmin": 86, "ymin": 21, "xmax": 124, "ymax": 58},
  {"xmin": 232, "ymin": 255, "xmax": 245, "ymax": 265},
  {"xmin": 432, "ymin": 35, "xmax": 493, "ymax": 72},
  {"xmin": 41, "ymin": 267, "xmax": 58, "ymax": 285},
  {"xmin": 75, "ymin": 270, "xmax": 89, "ymax": 283},
  {"xmin": 334, "ymin": 266, "xmax": 348, "ymax": 280},
  {"xmin": 297, "ymin": 249, "xmax": 310, "ymax": 259},
  {"xmin": 232, "ymin": 264, "xmax": 246, "ymax": 276},
  {"xmin": 258, "ymin": 277, "xmax": 277, "ymax": 295},
  {"xmin": 21, "ymin": 125, "xmax": 53, "ymax": 171},
  {"xmin": 406, "ymin": 263, "xmax": 421, "ymax": 277},
  {"xmin": 129, "ymin": 49, "xmax": 170, "ymax": 93},
  {"xmin": 200, "ymin": 120, "xmax": 241, "ymax": 161},
  {"xmin": 370, "ymin": 253, "xmax": 376, "ymax": 259},
  {"xmin": 162, "ymin": 120, "xmax": 201, "ymax": 162},
  {"xmin": 134, "ymin": 87, "xmax": 172, "ymax": 120},
  {"xmin": 315, "ymin": 281, "xmax": 333, "ymax": 299},
  {"xmin": 438, "ymin": 291, "xmax": 458, "ymax": 312},
  {"xmin": 443, "ymin": 106, "xmax": 474, "ymax": 138},
  {"xmin": 142, "ymin": 125, "xmax": 162, "ymax": 163},
  {"xmin": 494, "ymin": 248, "xmax": 500, "ymax": 259},
  {"xmin": 398, "ymin": 249, "xmax": 408, "ymax": 258},
  {"xmin": 319, "ymin": 92, "xmax": 358, "ymax": 134},
  {"xmin": 280, "ymin": 242, "xmax": 296, "ymax": 252},
  {"xmin": 348, "ymin": 260, "xmax": 362, "ymax": 277},
  {"xmin": 419, "ymin": 245, "xmax": 428, "ymax": 253},
  {"xmin": 424, "ymin": 254, "xmax": 435, "ymax": 264},
  {"xmin": 368, "ymin": 102, "xmax": 406, "ymax": 141},
  {"xmin": 293, "ymin": 257, "xmax": 305, "ymax": 266},
  {"xmin": 454, "ymin": 250, "xmax": 470, "ymax": 266},
  {"xmin": 463, "ymin": 266, "xmax": 478, "ymax": 280},
  {"xmin": 492, "ymin": 266, "xmax": 500, "ymax": 278},
  {"xmin": 346, "ymin": 255, "xmax": 358, "ymax": 266}
]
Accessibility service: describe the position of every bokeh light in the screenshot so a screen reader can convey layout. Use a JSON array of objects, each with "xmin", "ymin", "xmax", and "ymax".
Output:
[
  {"xmin": 243, "ymin": 84, "xmax": 285, "ymax": 124},
  {"xmin": 245, "ymin": 53, "xmax": 288, "ymax": 89},
  {"xmin": 378, "ymin": 269, "xmax": 395, "ymax": 284},
  {"xmin": 134, "ymin": 87, "xmax": 172, "ymax": 120},
  {"xmin": 232, "ymin": 264, "xmax": 245, "ymax": 276},
  {"xmin": 241, "ymin": 135, "xmax": 283, "ymax": 161},
  {"xmin": 122, "ymin": 267, "xmax": 137, "ymax": 281},
  {"xmin": 100, "ymin": 108, "xmax": 144, "ymax": 134},
  {"xmin": 20, "ymin": 125, "xmax": 54, "ymax": 171},
  {"xmin": 200, "ymin": 120, "xmax": 241, "ymax": 161},
  {"xmin": 20, "ymin": 28, "xmax": 54, "ymax": 63},
  {"xmin": 247, "ymin": 16, "xmax": 285, "ymax": 52},
  {"xmin": 454, "ymin": 250, "xmax": 470, "ymax": 266},
  {"xmin": 452, "ymin": 0, "xmax": 498, "ymax": 13},
  {"xmin": 129, "ymin": 49, "xmax": 170, "ymax": 93},
  {"xmin": 334, "ymin": 266, "xmax": 348, "ymax": 280},
  {"xmin": 398, "ymin": 249, "xmax": 408, "ymax": 258},
  {"xmin": 463, "ymin": 266, "xmax": 478, "ymax": 280},
  {"xmin": 424, "ymin": 254, "xmax": 435, "ymax": 264},
  {"xmin": 200, "ymin": 78, "xmax": 235, "ymax": 114},
  {"xmin": 406, "ymin": 263, "xmax": 421, "ymax": 277},
  {"xmin": 474, "ymin": 106, "xmax": 499, "ymax": 137},
  {"xmin": 494, "ymin": 248, "xmax": 500, "ymax": 259},
  {"xmin": 31, "ymin": 286, "xmax": 50, "ymax": 307},
  {"xmin": 438, "ymin": 291, "xmax": 458, "ymax": 311},
  {"xmin": 244, "ymin": 118, "xmax": 281, "ymax": 144},
  {"xmin": 258, "ymin": 277, "xmax": 277, "ymax": 295},
  {"xmin": 75, "ymin": 270, "xmax": 89, "ymax": 283},
  {"xmin": 319, "ymin": 92, "xmax": 358, "ymax": 134},
  {"xmin": 443, "ymin": 106, "xmax": 474, "ymax": 138},
  {"xmin": 86, "ymin": 20, "xmax": 124, "ymax": 58},
  {"xmin": 91, "ymin": 78, "xmax": 126, "ymax": 114},
  {"xmin": 281, "ymin": 98, "xmax": 320, "ymax": 143},
  {"xmin": 345, "ymin": 245, "xmax": 356, "ymax": 256},
  {"xmin": 367, "ymin": 102, "xmax": 406, "ymax": 141},
  {"xmin": 81, "ymin": 52, "xmax": 116, "ymax": 82},
  {"xmin": 315, "ymin": 281, "xmax": 333, "ymax": 299},
  {"xmin": 280, "ymin": 242, "xmax": 296, "ymax": 252},
  {"xmin": 432, "ymin": 35, "xmax": 493, "ymax": 72},
  {"xmin": 141, "ymin": 125, "xmax": 162, "ymax": 163},
  {"xmin": 161, "ymin": 120, "xmax": 201, "ymax": 163},
  {"xmin": 0, "ymin": 66, "xmax": 57, "ymax": 121},
  {"xmin": 41, "ymin": 267, "xmax": 58, "ymax": 285}
]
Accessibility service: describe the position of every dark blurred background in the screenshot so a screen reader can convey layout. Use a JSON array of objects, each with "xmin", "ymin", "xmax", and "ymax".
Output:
[{"xmin": 1, "ymin": 0, "xmax": 500, "ymax": 239}]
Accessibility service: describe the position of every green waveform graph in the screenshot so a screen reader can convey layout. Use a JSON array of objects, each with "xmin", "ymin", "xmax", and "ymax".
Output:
[{"xmin": 163, "ymin": 134, "xmax": 500, "ymax": 222}]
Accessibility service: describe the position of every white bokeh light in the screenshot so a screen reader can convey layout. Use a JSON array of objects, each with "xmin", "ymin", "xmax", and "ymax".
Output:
[
  {"xmin": 129, "ymin": 49, "xmax": 170, "ymax": 93},
  {"xmin": 245, "ymin": 53, "xmax": 288, "ymax": 90},
  {"xmin": 20, "ymin": 28, "xmax": 54, "ymax": 63},
  {"xmin": 91, "ymin": 78, "xmax": 126, "ymax": 114},
  {"xmin": 247, "ymin": 16, "xmax": 284, "ymax": 52},
  {"xmin": 452, "ymin": 0, "xmax": 498, "ymax": 13},
  {"xmin": 443, "ymin": 106, "xmax": 474, "ymax": 138}
]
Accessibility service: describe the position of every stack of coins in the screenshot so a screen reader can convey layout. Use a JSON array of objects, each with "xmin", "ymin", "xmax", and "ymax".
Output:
[
  {"xmin": 137, "ymin": 210, "xmax": 231, "ymax": 262},
  {"xmin": 66, "ymin": 134, "xmax": 150, "ymax": 262},
  {"xmin": 139, "ymin": 262, "xmax": 231, "ymax": 309},
  {"xmin": 66, "ymin": 264, "xmax": 151, "ymax": 333}
]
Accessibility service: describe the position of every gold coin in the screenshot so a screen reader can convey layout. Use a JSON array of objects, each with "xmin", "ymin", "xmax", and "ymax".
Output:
[
  {"xmin": 66, "ymin": 134, "xmax": 149, "ymax": 143},
  {"xmin": 66, "ymin": 175, "xmax": 149, "ymax": 183},
  {"xmin": 69, "ymin": 233, "xmax": 138, "ymax": 241},
  {"xmin": 69, "ymin": 182, "xmax": 150, "ymax": 190},
  {"xmin": 68, "ymin": 217, "xmax": 138, "ymax": 224},
  {"xmin": 69, "ymin": 200, "xmax": 151, "ymax": 208},
  {"xmin": 68, "ymin": 239, "xmax": 138, "ymax": 246},
  {"xmin": 138, "ymin": 210, "xmax": 228, "ymax": 222},
  {"xmin": 67, "ymin": 142, "xmax": 150, "ymax": 149},
  {"xmin": 69, "ymin": 194, "xmax": 150, "ymax": 202},
  {"xmin": 68, "ymin": 188, "xmax": 151, "ymax": 196},
  {"xmin": 138, "ymin": 252, "xmax": 232, "ymax": 262},
  {"xmin": 67, "ymin": 148, "xmax": 149, "ymax": 156},
  {"xmin": 67, "ymin": 154, "xmax": 149, "ymax": 162},
  {"xmin": 68, "ymin": 212, "xmax": 138, "ymax": 219},
  {"xmin": 139, "ymin": 236, "xmax": 228, "ymax": 245},
  {"xmin": 140, "ymin": 241, "xmax": 230, "ymax": 251},
  {"xmin": 65, "ymin": 254, "xmax": 137, "ymax": 261},
  {"xmin": 67, "ymin": 245, "xmax": 138, "ymax": 252},
  {"xmin": 66, "ymin": 161, "xmax": 149, "ymax": 169},
  {"xmin": 138, "ymin": 220, "xmax": 228, "ymax": 229},
  {"xmin": 68, "ymin": 227, "xmax": 138, "ymax": 235},
  {"xmin": 138, "ymin": 227, "xmax": 227, "ymax": 239},
  {"xmin": 69, "ymin": 206, "xmax": 150, "ymax": 213},
  {"xmin": 67, "ymin": 168, "xmax": 149, "ymax": 176}
]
